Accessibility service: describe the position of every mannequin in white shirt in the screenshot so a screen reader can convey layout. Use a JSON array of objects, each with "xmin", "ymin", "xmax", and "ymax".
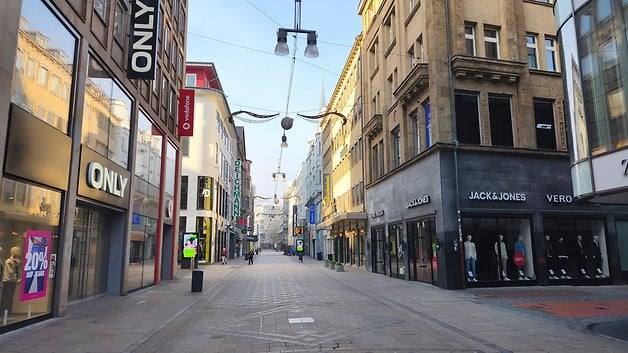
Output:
[
  {"xmin": 464, "ymin": 235, "xmax": 477, "ymax": 282},
  {"xmin": 494, "ymin": 234, "xmax": 509, "ymax": 280}
]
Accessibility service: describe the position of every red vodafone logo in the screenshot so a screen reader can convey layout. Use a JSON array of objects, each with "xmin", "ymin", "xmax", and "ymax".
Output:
[{"xmin": 513, "ymin": 252, "xmax": 526, "ymax": 267}]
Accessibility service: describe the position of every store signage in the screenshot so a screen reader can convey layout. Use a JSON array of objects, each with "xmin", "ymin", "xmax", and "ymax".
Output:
[
  {"xmin": 21, "ymin": 230, "xmax": 51, "ymax": 301},
  {"xmin": 86, "ymin": 162, "xmax": 129, "ymax": 197},
  {"xmin": 371, "ymin": 210, "xmax": 384, "ymax": 219},
  {"xmin": 322, "ymin": 172, "xmax": 331, "ymax": 203},
  {"xmin": 623, "ymin": 158, "xmax": 628, "ymax": 175},
  {"xmin": 233, "ymin": 160, "xmax": 241, "ymax": 218},
  {"xmin": 591, "ymin": 152, "xmax": 628, "ymax": 193},
  {"xmin": 468, "ymin": 191, "xmax": 526, "ymax": 202},
  {"xmin": 309, "ymin": 203, "xmax": 315, "ymax": 224},
  {"xmin": 178, "ymin": 89, "xmax": 195, "ymax": 136},
  {"xmin": 546, "ymin": 194, "xmax": 573, "ymax": 203},
  {"xmin": 408, "ymin": 194, "xmax": 430, "ymax": 208},
  {"xmin": 127, "ymin": 0, "xmax": 159, "ymax": 79}
]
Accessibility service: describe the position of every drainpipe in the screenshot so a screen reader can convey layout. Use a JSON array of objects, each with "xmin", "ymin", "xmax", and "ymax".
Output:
[{"xmin": 445, "ymin": 0, "xmax": 464, "ymax": 288}]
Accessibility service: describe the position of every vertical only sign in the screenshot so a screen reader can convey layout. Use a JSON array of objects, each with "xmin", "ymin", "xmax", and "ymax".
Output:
[
  {"xmin": 21, "ymin": 230, "xmax": 51, "ymax": 301},
  {"xmin": 178, "ymin": 89, "xmax": 195, "ymax": 136},
  {"xmin": 127, "ymin": 0, "xmax": 159, "ymax": 80},
  {"xmin": 233, "ymin": 160, "xmax": 241, "ymax": 218},
  {"xmin": 322, "ymin": 172, "xmax": 331, "ymax": 204}
]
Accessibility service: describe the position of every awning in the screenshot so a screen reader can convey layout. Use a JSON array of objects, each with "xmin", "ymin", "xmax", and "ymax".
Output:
[{"xmin": 317, "ymin": 212, "xmax": 367, "ymax": 229}]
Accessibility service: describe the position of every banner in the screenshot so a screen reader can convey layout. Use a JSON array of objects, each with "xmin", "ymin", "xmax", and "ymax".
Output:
[
  {"xmin": 178, "ymin": 89, "xmax": 195, "ymax": 136},
  {"xmin": 21, "ymin": 230, "xmax": 51, "ymax": 301},
  {"xmin": 127, "ymin": 0, "xmax": 159, "ymax": 79}
]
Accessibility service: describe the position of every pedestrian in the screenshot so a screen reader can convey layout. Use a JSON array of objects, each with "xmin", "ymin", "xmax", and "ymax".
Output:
[
  {"xmin": 248, "ymin": 248, "xmax": 255, "ymax": 265},
  {"xmin": 221, "ymin": 247, "xmax": 228, "ymax": 265}
]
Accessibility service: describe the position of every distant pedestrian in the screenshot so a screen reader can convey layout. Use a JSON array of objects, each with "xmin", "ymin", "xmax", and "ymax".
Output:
[
  {"xmin": 248, "ymin": 249, "xmax": 255, "ymax": 265},
  {"xmin": 221, "ymin": 247, "xmax": 228, "ymax": 265}
]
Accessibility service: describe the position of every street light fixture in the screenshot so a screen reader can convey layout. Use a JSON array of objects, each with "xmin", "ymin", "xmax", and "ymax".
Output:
[{"xmin": 274, "ymin": 0, "xmax": 318, "ymax": 58}]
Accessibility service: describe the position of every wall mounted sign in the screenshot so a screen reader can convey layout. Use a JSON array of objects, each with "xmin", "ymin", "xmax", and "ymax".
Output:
[
  {"xmin": 127, "ymin": 0, "xmax": 159, "ymax": 79},
  {"xmin": 408, "ymin": 194, "xmax": 430, "ymax": 208},
  {"xmin": 233, "ymin": 160, "xmax": 241, "ymax": 218},
  {"xmin": 546, "ymin": 194, "xmax": 573, "ymax": 203},
  {"xmin": 78, "ymin": 146, "xmax": 130, "ymax": 209},
  {"xmin": 371, "ymin": 210, "xmax": 384, "ymax": 219},
  {"xmin": 467, "ymin": 191, "xmax": 527, "ymax": 202},
  {"xmin": 178, "ymin": 89, "xmax": 195, "ymax": 136},
  {"xmin": 322, "ymin": 172, "xmax": 331, "ymax": 204},
  {"xmin": 86, "ymin": 162, "xmax": 129, "ymax": 197}
]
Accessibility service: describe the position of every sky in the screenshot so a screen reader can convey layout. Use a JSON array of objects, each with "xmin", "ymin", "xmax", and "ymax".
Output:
[{"xmin": 186, "ymin": 0, "xmax": 362, "ymax": 200}]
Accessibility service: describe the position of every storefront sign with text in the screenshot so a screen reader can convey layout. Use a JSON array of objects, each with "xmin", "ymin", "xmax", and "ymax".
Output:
[
  {"xmin": 468, "ymin": 191, "xmax": 527, "ymax": 202},
  {"xmin": 21, "ymin": 230, "xmax": 51, "ymax": 301}
]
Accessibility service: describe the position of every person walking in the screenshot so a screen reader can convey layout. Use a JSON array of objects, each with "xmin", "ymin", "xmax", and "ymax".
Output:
[
  {"xmin": 247, "ymin": 248, "xmax": 255, "ymax": 265},
  {"xmin": 221, "ymin": 247, "xmax": 228, "ymax": 265}
]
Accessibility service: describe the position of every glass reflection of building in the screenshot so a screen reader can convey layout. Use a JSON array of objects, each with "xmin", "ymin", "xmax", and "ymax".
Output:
[
  {"xmin": 0, "ymin": 0, "xmax": 187, "ymax": 332},
  {"xmin": 555, "ymin": 0, "xmax": 628, "ymax": 278}
]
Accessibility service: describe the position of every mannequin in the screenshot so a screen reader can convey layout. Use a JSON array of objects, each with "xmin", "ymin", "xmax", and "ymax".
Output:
[
  {"xmin": 556, "ymin": 237, "xmax": 571, "ymax": 279},
  {"xmin": 494, "ymin": 235, "xmax": 509, "ymax": 281},
  {"xmin": 589, "ymin": 235, "xmax": 604, "ymax": 278},
  {"xmin": 576, "ymin": 235, "xmax": 589, "ymax": 278},
  {"xmin": 464, "ymin": 235, "xmax": 477, "ymax": 282},
  {"xmin": 545, "ymin": 235, "xmax": 558, "ymax": 279},
  {"xmin": 514, "ymin": 235, "xmax": 527, "ymax": 280},
  {"xmin": 1, "ymin": 247, "xmax": 21, "ymax": 314}
]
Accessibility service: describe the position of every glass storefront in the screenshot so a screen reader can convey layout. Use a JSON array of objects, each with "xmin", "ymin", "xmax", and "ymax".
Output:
[
  {"xmin": 371, "ymin": 226, "xmax": 386, "ymax": 274},
  {"xmin": 462, "ymin": 216, "xmax": 534, "ymax": 282},
  {"xmin": 388, "ymin": 223, "xmax": 404, "ymax": 278},
  {"xmin": 129, "ymin": 111, "xmax": 162, "ymax": 290},
  {"xmin": 0, "ymin": 177, "xmax": 60, "ymax": 326},
  {"xmin": 543, "ymin": 218, "xmax": 609, "ymax": 279}
]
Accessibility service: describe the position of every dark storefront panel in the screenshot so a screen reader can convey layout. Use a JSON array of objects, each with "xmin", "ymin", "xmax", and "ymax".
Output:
[
  {"xmin": 407, "ymin": 218, "xmax": 437, "ymax": 285},
  {"xmin": 371, "ymin": 226, "xmax": 386, "ymax": 274}
]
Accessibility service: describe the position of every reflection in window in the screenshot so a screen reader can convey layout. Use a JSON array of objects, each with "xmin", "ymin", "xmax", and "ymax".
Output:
[
  {"xmin": 82, "ymin": 56, "xmax": 132, "ymax": 168},
  {"xmin": 489, "ymin": 95, "xmax": 513, "ymax": 147},
  {"xmin": 113, "ymin": 1, "xmax": 126, "ymax": 43},
  {"xmin": 455, "ymin": 92, "xmax": 480, "ymax": 145},
  {"xmin": 12, "ymin": 0, "xmax": 76, "ymax": 134},
  {"xmin": 527, "ymin": 34, "xmax": 538, "ymax": 69},
  {"xmin": 135, "ymin": 111, "xmax": 163, "ymax": 187},
  {"xmin": 94, "ymin": 0, "xmax": 108, "ymax": 20},
  {"xmin": 545, "ymin": 38, "xmax": 557, "ymax": 72}
]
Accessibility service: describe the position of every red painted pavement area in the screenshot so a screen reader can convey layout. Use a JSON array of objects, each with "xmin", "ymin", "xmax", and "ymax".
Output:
[{"xmin": 516, "ymin": 299, "xmax": 628, "ymax": 318}]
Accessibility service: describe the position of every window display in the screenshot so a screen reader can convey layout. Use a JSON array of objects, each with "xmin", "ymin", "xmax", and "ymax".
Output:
[
  {"xmin": 462, "ymin": 217, "xmax": 534, "ymax": 282},
  {"xmin": 543, "ymin": 218, "xmax": 609, "ymax": 280}
]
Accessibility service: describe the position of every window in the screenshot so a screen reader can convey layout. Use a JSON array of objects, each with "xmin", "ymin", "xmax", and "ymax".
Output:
[
  {"xmin": 182, "ymin": 137, "xmax": 190, "ymax": 156},
  {"xmin": 527, "ymin": 34, "xmax": 538, "ymax": 69},
  {"xmin": 135, "ymin": 111, "xmax": 162, "ymax": 186},
  {"xmin": 407, "ymin": 45, "xmax": 417, "ymax": 71},
  {"xmin": 197, "ymin": 176, "xmax": 213, "ymax": 210},
  {"xmin": 484, "ymin": 27, "xmax": 499, "ymax": 59},
  {"xmin": 12, "ymin": 0, "xmax": 76, "ymax": 134},
  {"xmin": 410, "ymin": 109, "xmax": 420, "ymax": 156},
  {"xmin": 94, "ymin": 0, "xmax": 108, "ymax": 20},
  {"xmin": 534, "ymin": 100, "xmax": 557, "ymax": 150},
  {"xmin": 391, "ymin": 126, "xmax": 401, "ymax": 168},
  {"xmin": 372, "ymin": 140, "xmax": 385, "ymax": 180},
  {"xmin": 545, "ymin": 37, "xmax": 557, "ymax": 72},
  {"xmin": 369, "ymin": 39, "xmax": 379, "ymax": 75},
  {"xmin": 465, "ymin": 24, "xmax": 476, "ymax": 56},
  {"xmin": 455, "ymin": 93, "xmax": 480, "ymax": 144},
  {"xmin": 384, "ymin": 11, "xmax": 395, "ymax": 51},
  {"xmin": 180, "ymin": 176, "xmax": 188, "ymax": 210},
  {"xmin": 424, "ymin": 101, "xmax": 432, "ymax": 147},
  {"xmin": 36, "ymin": 66, "xmax": 48, "ymax": 86},
  {"xmin": 186, "ymin": 74, "xmax": 196, "ymax": 87},
  {"xmin": 489, "ymin": 95, "xmax": 514, "ymax": 147},
  {"xmin": 113, "ymin": 1, "xmax": 127, "ymax": 43}
]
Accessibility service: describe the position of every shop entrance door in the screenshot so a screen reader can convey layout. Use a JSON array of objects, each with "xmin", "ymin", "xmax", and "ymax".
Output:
[
  {"xmin": 371, "ymin": 227, "xmax": 386, "ymax": 274},
  {"xmin": 69, "ymin": 206, "xmax": 110, "ymax": 301}
]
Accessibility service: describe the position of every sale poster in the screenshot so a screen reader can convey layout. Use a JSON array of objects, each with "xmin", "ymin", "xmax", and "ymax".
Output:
[{"xmin": 21, "ymin": 230, "xmax": 51, "ymax": 301}]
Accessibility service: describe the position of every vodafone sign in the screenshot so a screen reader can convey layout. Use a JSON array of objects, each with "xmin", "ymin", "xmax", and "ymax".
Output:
[{"xmin": 178, "ymin": 89, "xmax": 195, "ymax": 136}]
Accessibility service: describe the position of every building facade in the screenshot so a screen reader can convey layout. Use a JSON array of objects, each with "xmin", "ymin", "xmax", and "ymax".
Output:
[
  {"xmin": 180, "ymin": 62, "xmax": 241, "ymax": 265},
  {"xmin": 354, "ymin": 0, "xmax": 627, "ymax": 289},
  {"xmin": 319, "ymin": 35, "xmax": 368, "ymax": 267},
  {"xmin": 0, "ymin": 0, "xmax": 187, "ymax": 331},
  {"xmin": 554, "ymin": 0, "xmax": 628, "ymax": 280}
]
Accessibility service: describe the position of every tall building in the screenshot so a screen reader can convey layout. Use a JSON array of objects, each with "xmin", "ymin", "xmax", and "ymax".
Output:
[
  {"xmin": 352, "ymin": 0, "xmax": 626, "ymax": 289},
  {"xmin": 554, "ymin": 0, "xmax": 628, "ymax": 274},
  {"xmin": 180, "ymin": 62, "xmax": 243, "ymax": 264},
  {"xmin": 0, "ymin": 0, "xmax": 187, "ymax": 331},
  {"xmin": 302, "ymin": 133, "xmax": 324, "ymax": 260},
  {"xmin": 319, "ymin": 35, "xmax": 367, "ymax": 267}
]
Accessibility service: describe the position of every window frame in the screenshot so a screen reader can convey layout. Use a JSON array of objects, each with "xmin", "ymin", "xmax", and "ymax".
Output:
[
  {"xmin": 465, "ymin": 24, "xmax": 476, "ymax": 56},
  {"xmin": 545, "ymin": 37, "xmax": 557, "ymax": 72},
  {"xmin": 527, "ymin": 34, "xmax": 538, "ymax": 69},
  {"xmin": 484, "ymin": 27, "xmax": 500, "ymax": 59}
]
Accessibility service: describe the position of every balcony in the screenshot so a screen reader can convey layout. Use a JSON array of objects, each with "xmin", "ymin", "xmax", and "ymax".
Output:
[
  {"xmin": 450, "ymin": 55, "xmax": 527, "ymax": 83},
  {"xmin": 363, "ymin": 114, "xmax": 383, "ymax": 140},
  {"xmin": 394, "ymin": 63, "xmax": 429, "ymax": 102}
]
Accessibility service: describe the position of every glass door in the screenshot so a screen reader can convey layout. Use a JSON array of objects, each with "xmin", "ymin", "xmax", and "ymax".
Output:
[{"xmin": 69, "ymin": 206, "xmax": 109, "ymax": 301}]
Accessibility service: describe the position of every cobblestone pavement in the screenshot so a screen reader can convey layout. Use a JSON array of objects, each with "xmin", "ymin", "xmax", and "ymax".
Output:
[{"xmin": 0, "ymin": 252, "xmax": 626, "ymax": 353}]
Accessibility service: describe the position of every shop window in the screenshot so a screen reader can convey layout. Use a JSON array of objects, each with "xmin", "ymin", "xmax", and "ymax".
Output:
[
  {"xmin": 489, "ymin": 95, "xmax": 514, "ymax": 147},
  {"xmin": 12, "ymin": 0, "xmax": 76, "ymax": 134},
  {"xmin": 527, "ymin": 34, "xmax": 538, "ymax": 69},
  {"xmin": 0, "ymin": 177, "xmax": 61, "ymax": 326},
  {"xmin": 455, "ymin": 92, "xmax": 481, "ymax": 145},
  {"xmin": 462, "ymin": 216, "xmax": 534, "ymax": 282},
  {"xmin": 407, "ymin": 218, "xmax": 437, "ymax": 284},
  {"xmin": 534, "ymin": 99, "xmax": 557, "ymax": 150},
  {"xmin": 83, "ymin": 55, "xmax": 132, "ymax": 168},
  {"xmin": 388, "ymin": 223, "xmax": 404, "ymax": 278},
  {"xmin": 543, "ymin": 218, "xmax": 609, "ymax": 279},
  {"xmin": 616, "ymin": 220, "xmax": 628, "ymax": 271},
  {"xmin": 180, "ymin": 176, "xmax": 188, "ymax": 210},
  {"xmin": 135, "ymin": 110, "xmax": 162, "ymax": 187}
]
